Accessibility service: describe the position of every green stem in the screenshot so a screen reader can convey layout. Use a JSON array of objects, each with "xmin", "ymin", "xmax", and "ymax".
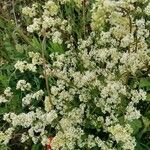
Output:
[{"xmin": 41, "ymin": 36, "xmax": 53, "ymax": 109}]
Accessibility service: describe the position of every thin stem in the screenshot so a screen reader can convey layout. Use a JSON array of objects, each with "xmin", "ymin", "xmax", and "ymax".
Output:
[
  {"xmin": 83, "ymin": 0, "xmax": 86, "ymax": 38},
  {"xmin": 12, "ymin": 0, "xmax": 18, "ymax": 27},
  {"xmin": 41, "ymin": 36, "xmax": 53, "ymax": 108},
  {"xmin": 8, "ymin": 69, "xmax": 16, "ymax": 85},
  {"xmin": 128, "ymin": 14, "xmax": 132, "ymax": 53}
]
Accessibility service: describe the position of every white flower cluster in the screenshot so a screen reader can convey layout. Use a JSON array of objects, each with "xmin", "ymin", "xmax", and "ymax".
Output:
[
  {"xmin": 22, "ymin": 3, "xmax": 38, "ymax": 17},
  {"xmin": 16, "ymin": 80, "xmax": 31, "ymax": 91},
  {"xmin": 58, "ymin": 0, "xmax": 83, "ymax": 8},
  {"xmin": 14, "ymin": 52, "xmax": 43, "ymax": 73},
  {"xmin": 0, "ymin": 87, "xmax": 12, "ymax": 104},
  {"xmin": 0, "ymin": 128, "xmax": 14, "ymax": 145},
  {"xmin": 4, "ymin": 87, "xmax": 13, "ymax": 97},
  {"xmin": 14, "ymin": 60, "xmax": 27, "ymax": 73},
  {"xmin": 125, "ymin": 102, "xmax": 141, "ymax": 121},
  {"xmin": 22, "ymin": 93, "xmax": 33, "ymax": 107},
  {"xmin": 52, "ymin": 105, "xmax": 85, "ymax": 149},
  {"xmin": 44, "ymin": 96, "xmax": 52, "ymax": 112},
  {"xmin": 0, "ymin": 95, "xmax": 8, "ymax": 104},
  {"xmin": 119, "ymin": 50, "xmax": 149, "ymax": 75},
  {"xmin": 144, "ymin": 2, "xmax": 150, "ymax": 16},
  {"xmin": 22, "ymin": 90, "xmax": 44, "ymax": 107},
  {"xmin": 28, "ymin": 51, "xmax": 43, "ymax": 65},
  {"xmin": 3, "ymin": 109, "xmax": 58, "ymax": 144},
  {"xmin": 1, "ymin": 0, "xmax": 150, "ymax": 149},
  {"xmin": 131, "ymin": 89, "xmax": 147, "ymax": 103},
  {"xmin": 23, "ymin": 0, "xmax": 71, "ymax": 44},
  {"xmin": 32, "ymin": 90, "xmax": 44, "ymax": 100},
  {"xmin": 108, "ymin": 124, "xmax": 136, "ymax": 150},
  {"xmin": 27, "ymin": 18, "xmax": 41, "ymax": 33},
  {"xmin": 43, "ymin": 1, "xmax": 59, "ymax": 16}
]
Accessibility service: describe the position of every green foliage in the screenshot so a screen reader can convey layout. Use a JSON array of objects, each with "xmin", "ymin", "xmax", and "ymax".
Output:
[
  {"xmin": 129, "ymin": 119, "xmax": 143, "ymax": 135},
  {"xmin": 139, "ymin": 78, "xmax": 150, "ymax": 89},
  {"xmin": 0, "ymin": 0, "xmax": 150, "ymax": 149}
]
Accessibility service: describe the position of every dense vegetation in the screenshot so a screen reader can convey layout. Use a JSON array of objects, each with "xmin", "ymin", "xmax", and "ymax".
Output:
[{"xmin": 0, "ymin": 0, "xmax": 150, "ymax": 150}]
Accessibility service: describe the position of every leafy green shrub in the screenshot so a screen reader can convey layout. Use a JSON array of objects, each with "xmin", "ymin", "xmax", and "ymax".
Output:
[{"xmin": 0, "ymin": 0, "xmax": 150, "ymax": 150}]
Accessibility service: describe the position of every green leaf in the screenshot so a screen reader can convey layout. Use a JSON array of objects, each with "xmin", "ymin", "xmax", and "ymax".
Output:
[
  {"xmin": 135, "ymin": 142, "xmax": 145, "ymax": 150},
  {"xmin": 31, "ymin": 144, "xmax": 40, "ymax": 150},
  {"xmin": 142, "ymin": 117, "xmax": 150, "ymax": 128},
  {"xmin": 129, "ymin": 119, "xmax": 143, "ymax": 135},
  {"xmin": 0, "ymin": 19, "xmax": 5, "ymax": 28},
  {"xmin": 0, "ymin": 75, "xmax": 9, "ymax": 88},
  {"xmin": 139, "ymin": 78, "xmax": 150, "ymax": 88},
  {"xmin": 146, "ymin": 94, "xmax": 150, "ymax": 102},
  {"xmin": 91, "ymin": 146, "xmax": 99, "ymax": 150},
  {"xmin": 136, "ymin": 142, "xmax": 150, "ymax": 150},
  {"xmin": 49, "ymin": 43, "xmax": 64, "ymax": 53},
  {"xmin": 32, "ymin": 36, "xmax": 41, "ymax": 50}
]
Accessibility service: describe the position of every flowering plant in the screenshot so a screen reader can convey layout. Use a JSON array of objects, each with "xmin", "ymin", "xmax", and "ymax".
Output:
[{"xmin": 0, "ymin": 0, "xmax": 150, "ymax": 150}]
